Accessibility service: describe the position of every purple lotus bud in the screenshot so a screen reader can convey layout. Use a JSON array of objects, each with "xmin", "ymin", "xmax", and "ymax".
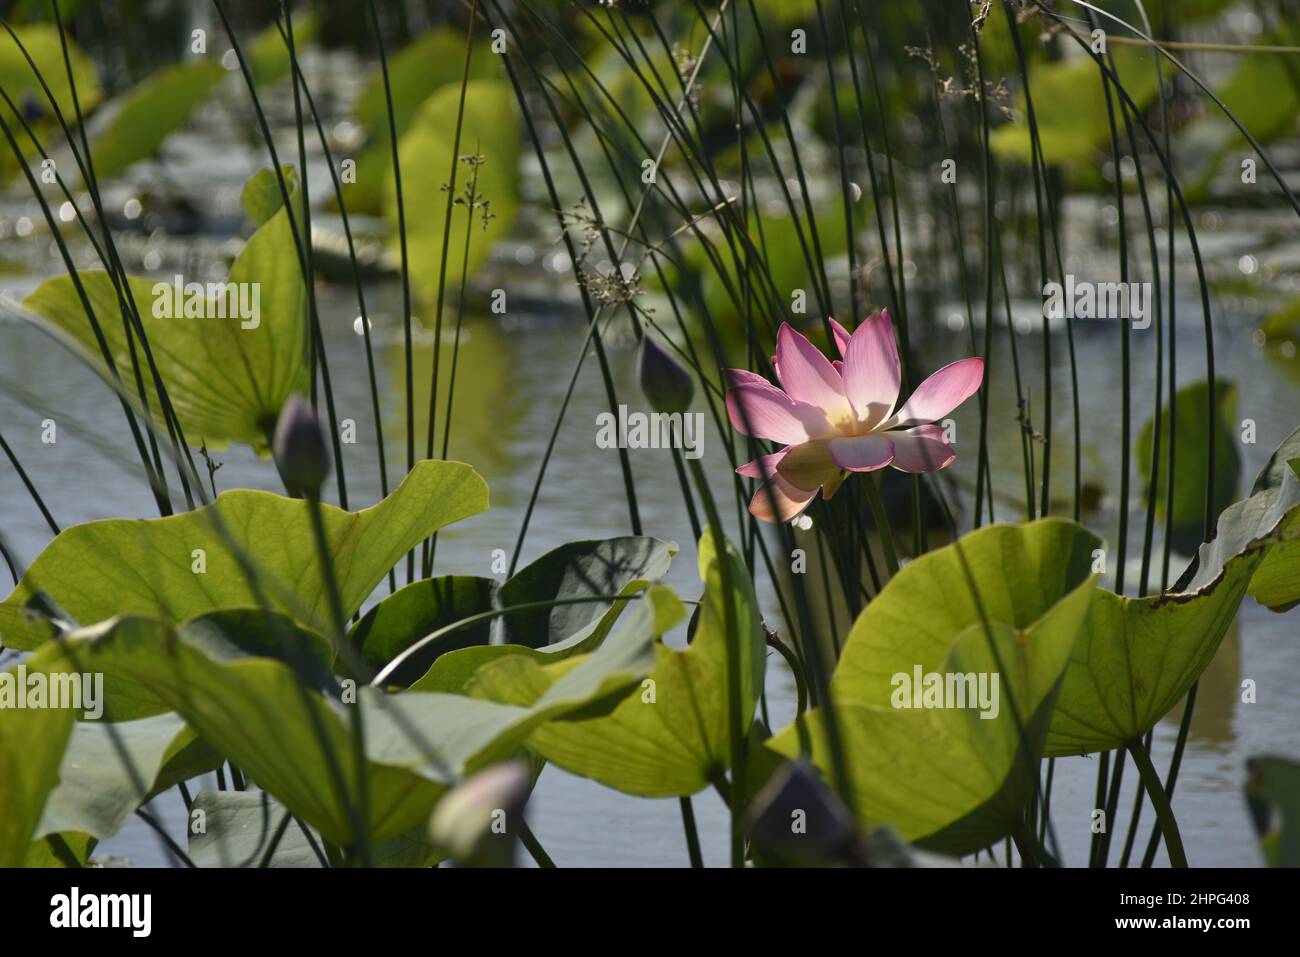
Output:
[
  {"xmin": 272, "ymin": 394, "xmax": 330, "ymax": 499},
  {"xmin": 748, "ymin": 759, "xmax": 856, "ymax": 863},
  {"xmin": 19, "ymin": 92, "xmax": 45, "ymax": 125},
  {"xmin": 638, "ymin": 335, "xmax": 694, "ymax": 415}
]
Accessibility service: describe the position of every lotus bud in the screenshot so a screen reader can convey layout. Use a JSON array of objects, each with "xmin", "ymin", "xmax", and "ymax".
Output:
[
  {"xmin": 429, "ymin": 760, "xmax": 531, "ymax": 867},
  {"xmin": 20, "ymin": 92, "xmax": 45, "ymax": 125},
  {"xmin": 747, "ymin": 759, "xmax": 856, "ymax": 864},
  {"xmin": 272, "ymin": 394, "xmax": 330, "ymax": 499},
  {"xmin": 638, "ymin": 335, "xmax": 694, "ymax": 415}
]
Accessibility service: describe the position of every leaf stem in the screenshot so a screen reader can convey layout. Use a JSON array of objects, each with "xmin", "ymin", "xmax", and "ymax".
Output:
[
  {"xmin": 678, "ymin": 797, "xmax": 704, "ymax": 868},
  {"xmin": 1127, "ymin": 737, "xmax": 1188, "ymax": 868},
  {"xmin": 519, "ymin": 818, "xmax": 556, "ymax": 868}
]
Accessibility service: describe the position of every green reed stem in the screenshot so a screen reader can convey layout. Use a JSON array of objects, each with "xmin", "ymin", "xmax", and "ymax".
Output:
[
  {"xmin": 363, "ymin": 0, "xmax": 415, "ymax": 580},
  {"xmin": 257, "ymin": 811, "xmax": 294, "ymax": 868},
  {"xmin": 420, "ymin": 1, "xmax": 479, "ymax": 578},
  {"xmin": 862, "ymin": 473, "xmax": 900, "ymax": 578},
  {"xmin": 214, "ymin": 0, "xmax": 350, "ymax": 510},
  {"xmin": 306, "ymin": 495, "xmax": 372, "ymax": 867},
  {"xmin": 134, "ymin": 808, "xmax": 196, "ymax": 868}
]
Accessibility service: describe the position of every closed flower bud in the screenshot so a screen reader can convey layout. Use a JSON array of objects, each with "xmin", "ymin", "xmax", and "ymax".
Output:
[
  {"xmin": 429, "ymin": 760, "xmax": 531, "ymax": 867},
  {"xmin": 748, "ymin": 759, "xmax": 856, "ymax": 864},
  {"xmin": 20, "ymin": 92, "xmax": 45, "ymax": 125},
  {"xmin": 272, "ymin": 394, "xmax": 330, "ymax": 499},
  {"xmin": 638, "ymin": 335, "xmax": 694, "ymax": 415}
]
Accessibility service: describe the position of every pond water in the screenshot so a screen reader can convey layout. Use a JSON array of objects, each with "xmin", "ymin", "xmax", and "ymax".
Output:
[{"xmin": 1, "ymin": 49, "xmax": 1297, "ymax": 868}]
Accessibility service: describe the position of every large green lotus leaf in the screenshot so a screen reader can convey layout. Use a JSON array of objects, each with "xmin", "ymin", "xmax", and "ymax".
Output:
[
  {"xmin": 470, "ymin": 530, "xmax": 763, "ymax": 798},
  {"xmin": 833, "ymin": 518, "xmax": 1101, "ymax": 703},
  {"xmin": 189, "ymin": 789, "xmax": 327, "ymax": 868},
  {"xmin": 30, "ymin": 618, "xmax": 440, "ymax": 846},
  {"xmin": 1250, "ymin": 520, "xmax": 1300, "ymax": 612},
  {"xmin": 28, "ymin": 586, "xmax": 677, "ymax": 846},
  {"xmin": 1246, "ymin": 756, "xmax": 1300, "ymax": 868},
  {"xmin": 344, "ymin": 31, "xmax": 499, "ymax": 216},
  {"xmin": 349, "ymin": 575, "xmax": 497, "ymax": 687},
  {"xmin": 1247, "ymin": 426, "xmax": 1300, "ymax": 611},
  {"xmin": 0, "ymin": 23, "xmax": 102, "ymax": 125},
  {"xmin": 0, "ymin": 664, "xmax": 75, "ymax": 867},
  {"xmin": 747, "ymin": 0, "xmax": 818, "ymax": 26},
  {"xmin": 766, "ymin": 578, "xmax": 1093, "ymax": 855},
  {"xmin": 1047, "ymin": 458, "xmax": 1300, "ymax": 756},
  {"xmin": 23, "ymin": 610, "xmax": 335, "ymax": 723},
  {"xmin": 0, "ymin": 459, "xmax": 489, "ymax": 651},
  {"xmin": 186, "ymin": 789, "xmax": 436, "ymax": 868},
  {"xmin": 1181, "ymin": 23, "xmax": 1300, "ymax": 195},
  {"xmin": 1135, "ymin": 380, "xmax": 1240, "ymax": 557},
  {"xmin": 0, "ymin": 24, "xmax": 101, "ymax": 184},
  {"xmin": 500, "ymin": 537, "xmax": 676, "ymax": 650},
  {"xmin": 354, "ymin": 29, "xmax": 496, "ymax": 137},
  {"xmin": 1211, "ymin": 25, "xmax": 1300, "ymax": 141},
  {"xmin": 1261, "ymin": 298, "xmax": 1300, "ymax": 349},
  {"xmin": 383, "ymin": 79, "xmax": 519, "ymax": 302},
  {"xmin": 407, "ymin": 537, "xmax": 675, "ymax": 693},
  {"xmin": 240, "ymin": 164, "xmax": 299, "ymax": 227},
  {"xmin": 21, "ymin": 191, "xmax": 308, "ymax": 452},
  {"xmin": 88, "ymin": 60, "xmax": 226, "ymax": 180},
  {"xmin": 363, "ymin": 589, "xmax": 683, "ymax": 778},
  {"xmin": 185, "ymin": 788, "xmax": 434, "ymax": 868},
  {"xmin": 756, "ymin": 520, "xmax": 1097, "ymax": 852},
  {"xmin": 246, "ymin": 13, "xmax": 320, "ymax": 88},
  {"xmin": 34, "ymin": 712, "xmax": 220, "ymax": 843},
  {"xmin": 991, "ymin": 46, "xmax": 1166, "ymax": 165},
  {"xmin": 21, "ymin": 832, "xmax": 96, "ymax": 868},
  {"xmin": 449, "ymin": 585, "xmax": 690, "ymax": 707},
  {"xmin": 669, "ymin": 202, "xmax": 847, "ymax": 334}
]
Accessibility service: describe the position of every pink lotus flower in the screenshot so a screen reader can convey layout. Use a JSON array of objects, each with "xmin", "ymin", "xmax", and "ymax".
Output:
[{"xmin": 727, "ymin": 312, "xmax": 984, "ymax": 523}]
